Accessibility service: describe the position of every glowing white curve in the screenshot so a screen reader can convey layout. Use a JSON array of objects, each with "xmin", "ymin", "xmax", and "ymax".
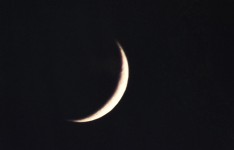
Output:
[{"xmin": 72, "ymin": 43, "xmax": 129, "ymax": 123}]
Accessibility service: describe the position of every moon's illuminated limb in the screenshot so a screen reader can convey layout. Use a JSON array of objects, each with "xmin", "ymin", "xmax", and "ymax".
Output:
[{"xmin": 72, "ymin": 42, "xmax": 129, "ymax": 123}]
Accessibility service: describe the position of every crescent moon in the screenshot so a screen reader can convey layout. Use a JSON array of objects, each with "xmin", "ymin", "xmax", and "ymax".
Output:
[{"xmin": 72, "ymin": 42, "xmax": 129, "ymax": 123}]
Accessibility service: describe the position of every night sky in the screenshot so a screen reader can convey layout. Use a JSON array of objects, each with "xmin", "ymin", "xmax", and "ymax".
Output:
[{"xmin": 1, "ymin": 0, "xmax": 234, "ymax": 150}]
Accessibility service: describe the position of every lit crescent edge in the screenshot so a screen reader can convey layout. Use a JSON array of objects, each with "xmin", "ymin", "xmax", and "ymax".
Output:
[{"xmin": 72, "ymin": 42, "xmax": 129, "ymax": 123}]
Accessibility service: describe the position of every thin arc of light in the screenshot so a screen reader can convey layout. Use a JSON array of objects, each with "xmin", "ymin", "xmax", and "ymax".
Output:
[{"xmin": 72, "ymin": 42, "xmax": 129, "ymax": 123}]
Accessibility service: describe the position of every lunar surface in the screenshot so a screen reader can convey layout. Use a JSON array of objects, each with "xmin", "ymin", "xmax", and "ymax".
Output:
[{"xmin": 72, "ymin": 42, "xmax": 129, "ymax": 123}]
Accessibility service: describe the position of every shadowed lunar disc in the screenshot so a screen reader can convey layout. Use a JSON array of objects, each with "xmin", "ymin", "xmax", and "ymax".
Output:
[{"xmin": 72, "ymin": 42, "xmax": 129, "ymax": 123}]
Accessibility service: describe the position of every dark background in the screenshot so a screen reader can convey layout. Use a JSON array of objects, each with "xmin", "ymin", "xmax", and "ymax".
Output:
[{"xmin": 1, "ymin": 0, "xmax": 234, "ymax": 149}]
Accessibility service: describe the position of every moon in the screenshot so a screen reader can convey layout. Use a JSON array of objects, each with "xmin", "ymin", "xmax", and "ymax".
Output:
[{"xmin": 72, "ymin": 42, "xmax": 129, "ymax": 123}]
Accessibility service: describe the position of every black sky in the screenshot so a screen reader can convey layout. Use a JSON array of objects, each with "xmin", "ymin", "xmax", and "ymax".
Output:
[{"xmin": 1, "ymin": 0, "xmax": 234, "ymax": 150}]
